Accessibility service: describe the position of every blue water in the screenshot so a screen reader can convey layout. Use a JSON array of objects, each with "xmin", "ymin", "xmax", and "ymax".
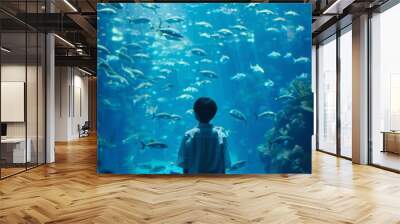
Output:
[{"xmin": 97, "ymin": 3, "xmax": 312, "ymax": 174}]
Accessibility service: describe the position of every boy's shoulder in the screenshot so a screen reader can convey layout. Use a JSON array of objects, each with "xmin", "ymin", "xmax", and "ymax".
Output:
[
  {"xmin": 212, "ymin": 126, "xmax": 228, "ymax": 137},
  {"xmin": 184, "ymin": 125, "xmax": 228, "ymax": 138},
  {"xmin": 184, "ymin": 127, "xmax": 201, "ymax": 138}
]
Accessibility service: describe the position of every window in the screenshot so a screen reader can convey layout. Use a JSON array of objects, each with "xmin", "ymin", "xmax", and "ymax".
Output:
[
  {"xmin": 370, "ymin": 3, "xmax": 400, "ymax": 171},
  {"xmin": 318, "ymin": 35, "xmax": 337, "ymax": 154},
  {"xmin": 339, "ymin": 27, "xmax": 352, "ymax": 158}
]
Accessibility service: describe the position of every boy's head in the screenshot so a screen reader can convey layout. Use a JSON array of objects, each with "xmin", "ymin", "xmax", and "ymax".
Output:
[{"xmin": 193, "ymin": 97, "xmax": 217, "ymax": 123}]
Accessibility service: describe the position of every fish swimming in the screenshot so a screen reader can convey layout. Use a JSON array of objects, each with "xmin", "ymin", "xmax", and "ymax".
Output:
[
  {"xmin": 123, "ymin": 67, "xmax": 145, "ymax": 79},
  {"xmin": 133, "ymin": 94, "xmax": 151, "ymax": 104},
  {"xmin": 153, "ymin": 112, "xmax": 182, "ymax": 121},
  {"xmin": 194, "ymin": 80, "xmax": 211, "ymax": 86},
  {"xmin": 101, "ymin": 99, "xmax": 120, "ymax": 110},
  {"xmin": 231, "ymin": 24, "xmax": 248, "ymax": 31},
  {"xmin": 129, "ymin": 17, "xmax": 151, "ymax": 24},
  {"xmin": 133, "ymin": 53, "xmax": 150, "ymax": 60},
  {"xmin": 165, "ymin": 16, "xmax": 184, "ymax": 23},
  {"xmin": 141, "ymin": 3, "xmax": 160, "ymax": 11},
  {"xmin": 285, "ymin": 10, "xmax": 299, "ymax": 16},
  {"xmin": 230, "ymin": 73, "xmax": 246, "ymax": 81},
  {"xmin": 296, "ymin": 26, "xmax": 305, "ymax": 32},
  {"xmin": 275, "ymin": 94, "xmax": 295, "ymax": 101},
  {"xmin": 250, "ymin": 64, "xmax": 265, "ymax": 74},
  {"xmin": 111, "ymin": 35, "xmax": 123, "ymax": 42},
  {"xmin": 245, "ymin": 3, "xmax": 260, "ymax": 8},
  {"xmin": 255, "ymin": 9, "xmax": 274, "ymax": 15},
  {"xmin": 266, "ymin": 27, "xmax": 280, "ymax": 33},
  {"xmin": 176, "ymin": 94, "xmax": 194, "ymax": 101},
  {"xmin": 229, "ymin": 160, "xmax": 246, "ymax": 171},
  {"xmin": 183, "ymin": 86, "xmax": 199, "ymax": 93},
  {"xmin": 190, "ymin": 48, "xmax": 207, "ymax": 56},
  {"xmin": 160, "ymin": 68, "xmax": 173, "ymax": 75},
  {"xmin": 195, "ymin": 21, "xmax": 213, "ymax": 28},
  {"xmin": 134, "ymin": 82, "xmax": 153, "ymax": 90},
  {"xmin": 105, "ymin": 70, "xmax": 129, "ymax": 89},
  {"xmin": 116, "ymin": 51, "xmax": 134, "ymax": 63},
  {"xmin": 229, "ymin": 109, "xmax": 247, "ymax": 121},
  {"xmin": 199, "ymin": 70, "xmax": 218, "ymax": 79},
  {"xmin": 264, "ymin": 79, "xmax": 274, "ymax": 87},
  {"xmin": 200, "ymin": 58, "xmax": 213, "ymax": 64},
  {"xmin": 273, "ymin": 17, "xmax": 286, "ymax": 22},
  {"xmin": 177, "ymin": 60, "xmax": 190, "ymax": 66},
  {"xmin": 256, "ymin": 111, "xmax": 276, "ymax": 119},
  {"xmin": 199, "ymin": 32, "xmax": 211, "ymax": 38},
  {"xmin": 296, "ymin": 73, "xmax": 308, "ymax": 79},
  {"xmin": 268, "ymin": 51, "xmax": 281, "ymax": 58},
  {"xmin": 218, "ymin": 28, "xmax": 234, "ymax": 37},
  {"xmin": 98, "ymin": 8, "xmax": 117, "ymax": 14},
  {"xmin": 140, "ymin": 141, "xmax": 168, "ymax": 149},
  {"xmin": 219, "ymin": 55, "xmax": 230, "ymax": 64},
  {"xmin": 283, "ymin": 52, "xmax": 292, "ymax": 58},
  {"xmin": 127, "ymin": 43, "xmax": 142, "ymax": 50},
  {"xmin": 98, "ymin": 44, "xmax": 111, "ymax": 54},
  {"xmin": 122, "ymin": 134, "xmax": 139, "ymax": 145},
  {"xmin": 159, "ymin": 28, "xmax": 184, "ymax": 39},
  {"xmin": 293, "ymin": 57, "xmax": 310, "ymax": 64}
]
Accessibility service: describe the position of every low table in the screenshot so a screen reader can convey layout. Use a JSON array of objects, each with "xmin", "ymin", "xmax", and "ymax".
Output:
[
  {"xmin": 381, "ymin": 131, "xmax": 400, "ymax": 154},
  {"xmin": 1, "ymin": 138, "xmax": 31, "ymax": 164}
]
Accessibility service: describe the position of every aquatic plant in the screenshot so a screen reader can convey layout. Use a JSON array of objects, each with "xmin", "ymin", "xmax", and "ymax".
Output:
[{"xmin": 258, "ymin": 78, "xmax": 313, "ymax": 173}]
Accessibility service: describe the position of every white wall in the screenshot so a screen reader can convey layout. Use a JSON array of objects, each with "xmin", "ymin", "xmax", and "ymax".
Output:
[{"xmin": 55, "ymin": 67, "xmax": 89, "ymax": 141}]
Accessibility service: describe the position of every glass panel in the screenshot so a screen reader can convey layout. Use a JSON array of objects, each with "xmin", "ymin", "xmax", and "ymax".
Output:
[
  {"xmin": 318, "ymin": 36, "xmax": 337, "ymax": 154},
  {"xmin": 27, "ymin": 31, "xmax": 38, "ymax": 169},
  {"xmin": 371, "ymin": 4, "xmax": 400, "ymax": 171},
  {"xmin": 1, "ymin": 31, "xmax": 28, "ymax": 177},
  {"xmin": 38, "ymin": 32, "xmax": 45, "ymax": 165},
  {"xmin": 339, "ymin": 28, "xmax": 352, "ymax": 158}
]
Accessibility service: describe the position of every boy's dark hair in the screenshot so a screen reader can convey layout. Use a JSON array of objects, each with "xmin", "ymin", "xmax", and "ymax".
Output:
[{"xmin": 193, "ymin": 97, "xmax": 217, "ymax": 123}]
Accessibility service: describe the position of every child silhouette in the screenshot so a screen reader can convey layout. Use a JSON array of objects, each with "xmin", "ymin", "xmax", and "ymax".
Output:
[{"xmin": 177, "ymin": 97, "xmax": 231, "ymax": 174}]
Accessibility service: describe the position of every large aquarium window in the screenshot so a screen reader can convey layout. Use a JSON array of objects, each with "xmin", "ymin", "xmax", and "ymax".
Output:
[{"xmin": 97, "ymin": 3, "xmax": 312, "ymax": 174}]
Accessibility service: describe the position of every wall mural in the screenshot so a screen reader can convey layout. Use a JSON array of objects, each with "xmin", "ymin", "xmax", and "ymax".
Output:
[{"xmin": 97, "ymin": 3, "xmax": 312, "ymax": 174}]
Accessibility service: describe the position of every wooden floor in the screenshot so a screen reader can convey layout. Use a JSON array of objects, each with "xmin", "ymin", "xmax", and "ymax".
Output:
[{"xmin": 1, "ymin": 136, "xmax": 400, "ymax": 224}]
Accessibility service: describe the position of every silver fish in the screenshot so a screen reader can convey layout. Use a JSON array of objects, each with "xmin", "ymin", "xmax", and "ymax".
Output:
[
  {"xmin": 199, "ymin": 70, "xmax": 218, "ymax": 79},
  {"xmin": 229, "ymin": 160, "xmax": 246, "ymax": 171},
  {"xmin": 140, "ymin": 141, "xmax": 168, "ymax": 149},
  {"xmin": 229, "ymin": 109, "xmax": 247, "ymax": 121},
  {"xmin": 256, "ymin": 111, "xmax": 276, "ymax": 119},
  {"xmin": 190, "ymin": 48, "xmax": 207, "ymax": 57}
]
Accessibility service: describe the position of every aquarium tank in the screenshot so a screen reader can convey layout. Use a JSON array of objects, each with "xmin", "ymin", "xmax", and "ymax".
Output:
[{"xmin": 97, "ymin": 3, "xmax": 313, "ymax": 174}]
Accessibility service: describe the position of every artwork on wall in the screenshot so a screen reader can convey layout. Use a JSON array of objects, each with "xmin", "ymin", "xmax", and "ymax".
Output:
[{"xmin": 97, "ymin": 3, "xmax": 312, "ymax": 174}]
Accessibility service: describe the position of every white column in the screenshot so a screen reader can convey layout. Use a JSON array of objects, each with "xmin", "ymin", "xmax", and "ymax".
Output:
[
  {"xmin": 46, "ymin": 32, "xmax": 55, "ymax": 163},
  {"xmin": 352, "ymin": 14, "xmax": 369, "ymax": 164}
]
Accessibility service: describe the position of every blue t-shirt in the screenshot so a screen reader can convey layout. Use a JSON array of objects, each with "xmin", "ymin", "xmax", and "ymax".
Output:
[{"xmin": 177, "ymin": 123, "xmax": 231, "ymax": 174}]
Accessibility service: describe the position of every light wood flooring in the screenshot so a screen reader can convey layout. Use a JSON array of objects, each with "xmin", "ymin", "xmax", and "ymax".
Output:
[{"xmin": 0, "ymin": 135, "xmax": 400, "ymax": 223}]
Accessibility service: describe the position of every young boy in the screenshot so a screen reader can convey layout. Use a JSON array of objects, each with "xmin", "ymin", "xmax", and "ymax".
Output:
[{"xmin": 177, "ymin": 97, "xmax": 231, "ymax": 174}]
